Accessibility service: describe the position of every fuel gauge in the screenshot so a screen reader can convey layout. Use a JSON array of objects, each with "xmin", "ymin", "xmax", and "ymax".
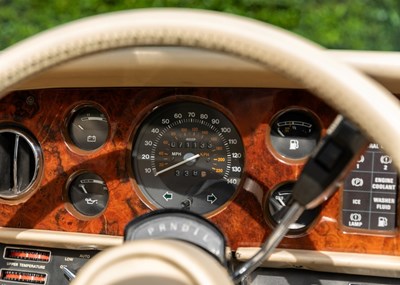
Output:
[{"xmin": 269, "ymin": 109, "xmax": 321, "ymax": 160}]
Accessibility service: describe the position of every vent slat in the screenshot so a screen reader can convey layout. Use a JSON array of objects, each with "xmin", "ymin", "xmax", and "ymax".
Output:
[{"xmin": 13, "ymin": 134, "xmax": 19, "ymax": 194}]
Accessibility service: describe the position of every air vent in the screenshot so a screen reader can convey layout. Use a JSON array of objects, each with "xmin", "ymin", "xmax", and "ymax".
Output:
[{"xmin": 0, "ymin": 127, "xmax": 42, "ymax": 200}]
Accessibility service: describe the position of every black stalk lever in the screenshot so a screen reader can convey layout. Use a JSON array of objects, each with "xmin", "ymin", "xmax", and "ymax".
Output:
[{"xmin": 232, "ymin": 115, "xmax": 368, "ymax": 283}]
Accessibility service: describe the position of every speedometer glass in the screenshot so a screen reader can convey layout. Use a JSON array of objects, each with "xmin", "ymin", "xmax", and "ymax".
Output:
[{"xmin": 131, "ymin": 100, "xmax": 245, "ymax": 215}]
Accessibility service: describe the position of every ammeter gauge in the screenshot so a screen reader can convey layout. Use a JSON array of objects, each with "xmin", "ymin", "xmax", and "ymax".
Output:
[{"xmin": 67, "ymin": 106, "xmax": 109, "ymax": 151}]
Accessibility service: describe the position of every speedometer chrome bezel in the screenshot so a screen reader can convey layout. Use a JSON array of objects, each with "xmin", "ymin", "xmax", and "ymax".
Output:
[{"xmin": 128, "ymin": 95, "xmax": 246, "ymax": 217}]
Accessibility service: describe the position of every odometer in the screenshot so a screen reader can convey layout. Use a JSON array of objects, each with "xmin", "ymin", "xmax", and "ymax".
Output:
[{"xmin": 131, "ymin": 100, "xmax": 245, "ymax": 215}]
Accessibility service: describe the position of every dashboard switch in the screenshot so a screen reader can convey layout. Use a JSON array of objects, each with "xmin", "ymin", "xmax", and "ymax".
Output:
[{"xmin": 60, "ymin": 265, "xmax": 76, "ymax": 282}]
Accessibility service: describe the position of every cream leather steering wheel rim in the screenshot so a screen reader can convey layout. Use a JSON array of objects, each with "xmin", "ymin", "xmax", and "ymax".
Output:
[
  {"xmin": 70, "ymin": 240, "xmax": 232, "ymax": 285},
  {"xmin": 0, "ymin": 9, "xmax": 398, "ymax": 171},
  {"xmin": 0, "ymin": 8, "xmax": 399, "ymax": 284}
]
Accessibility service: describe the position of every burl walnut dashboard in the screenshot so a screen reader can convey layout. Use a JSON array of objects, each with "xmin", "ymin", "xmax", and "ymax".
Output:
[{"xmin": 0, "ymin": 86, "xmax": 398, "ymax": 257}]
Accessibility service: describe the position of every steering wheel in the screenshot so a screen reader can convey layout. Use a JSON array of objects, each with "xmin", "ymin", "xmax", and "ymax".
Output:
[{"xmin": 0, "ymin": 8, "xmax": 399, "ymax": 285}]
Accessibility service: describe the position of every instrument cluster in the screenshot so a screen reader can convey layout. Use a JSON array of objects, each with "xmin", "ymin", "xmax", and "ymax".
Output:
[{"xmin": 0, "ymin": 87, "xmax": 398, "ymax": 254}]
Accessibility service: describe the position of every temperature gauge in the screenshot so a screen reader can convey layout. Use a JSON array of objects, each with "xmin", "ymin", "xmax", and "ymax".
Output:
[
  {"xmin": 265, "ymin": 182, "xmax": 321, "ymax": 234},
  {"xmin": 269, "ymin": 109, "xmax": 321, "ymax": 160}
]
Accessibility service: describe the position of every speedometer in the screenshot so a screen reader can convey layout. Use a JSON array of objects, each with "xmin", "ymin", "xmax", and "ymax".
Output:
[{"xmin": 131, "ymin": 99, "xmax": 245, "ymax": 215}]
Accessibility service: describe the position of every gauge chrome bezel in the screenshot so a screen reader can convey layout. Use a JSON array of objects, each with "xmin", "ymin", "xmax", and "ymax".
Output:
[
  {"xmin": 266, "ymin": 107, "xmax": 323, "ymax": 165},
  {"xmin": 62, "ymin": 102, "xmax": 111, "ymax": 155},
  {"xmin": 127, "ymin": 95, "xmax": 246, "ymax": 218},
  {"xmin": 63, "ymin": 170, "xmax": 110, "ymax": 221},
  {"xmin": 263, "ymin": 181, "xmax": 322, "ymax": 237}
]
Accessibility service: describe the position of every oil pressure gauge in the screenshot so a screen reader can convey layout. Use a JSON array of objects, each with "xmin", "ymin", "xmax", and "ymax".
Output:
[
  {"xmin": 66, "ymin": 171, "xmax": 109, "ymax": 218},
  {"xmin": 131, "ymin": 100, "xmax": 245, "ymax": 216},
  {"xmin": 269, "ymin": 109, "xmax": 321, "ymax": 160}
]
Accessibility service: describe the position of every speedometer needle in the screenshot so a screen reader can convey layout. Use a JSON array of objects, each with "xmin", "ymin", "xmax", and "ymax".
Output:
[{"xmin": 154, "ymin": 154, "xmax": 200, "ymax": 177}]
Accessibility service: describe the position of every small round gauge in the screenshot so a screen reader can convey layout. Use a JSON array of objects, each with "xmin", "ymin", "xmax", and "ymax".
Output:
[
  {"xmin": 67, "ymin": 172, "xmax": 109, "ymax": 217},
  {"xmin": 131, "ymin": 100, "xmax": 245, "ymax": 215},
  {"xmin": 67, "ymin": 106, "xmax": 109, "ymax": 151},
  {"xmin": 269, "ymin": 109, "xmax": 321, "ymax": 160},
  {"xmin": 266, "ymin": 182, "xmax": 320, "ymax": 233}
]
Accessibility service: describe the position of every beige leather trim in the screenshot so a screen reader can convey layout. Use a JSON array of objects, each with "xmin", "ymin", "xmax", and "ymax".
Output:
[
  {"xmin": 0, "ymin": 9, "xmax": 398, "ymax": 171},
  {"xmin": 331, "ymin": 51, "xmax": 400, "ymax": 92},
  {"xmin": 236, "ymin": 248, "xmax": 400, "ymax": 278},
  {"xmin": 9, "ymin": 47, "xmax": 299, "ymax": 90},
  {"xmin": 71, "ymin": 240, "xmax": 232, "ymax": 285},
  {"xmin": 9, "ymin": 48, "xmax": 400, "ymax": 92},
  {"xmin": 330, "ymin": 50, "xmax": 400, "ymax": 81},
  {"xmin": 0, "ymin": 227, "xmax": 122, "ymax": 249}
]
